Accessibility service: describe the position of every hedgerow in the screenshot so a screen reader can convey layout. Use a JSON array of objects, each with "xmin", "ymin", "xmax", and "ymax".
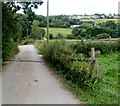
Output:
[
  {"xmin": 72, "ymin": 40, "xmax": 119, "ymax": 54},
  {"xmin": 36, "ymin": 40, "xmax": 119, "ymax": 104},
  {"xmin": 36, "ymin": 40, "xmax": 102, "ymax": 90}
]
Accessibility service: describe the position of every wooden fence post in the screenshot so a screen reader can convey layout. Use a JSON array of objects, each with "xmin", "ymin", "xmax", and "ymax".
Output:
[
  {"xmin": 109, "ymin": 36, "xmax": 111, "ymax": 41},
  {"xmin": 91, "ymin": 48, "xmax": 99, "ymax": 77},
  {"xmin": 91, "ymin": 48, "xmax": 95, "ymax": 59}
]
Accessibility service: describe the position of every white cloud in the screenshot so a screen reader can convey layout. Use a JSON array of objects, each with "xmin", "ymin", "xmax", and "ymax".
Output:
[{"xmin": 33, "ymin": 0, "xmax": 119, "ymax": 16}]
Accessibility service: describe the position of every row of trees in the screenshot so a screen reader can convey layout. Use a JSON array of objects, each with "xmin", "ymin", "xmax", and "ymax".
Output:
[
  {"xmin": 2, "ymin": 2, "xmax": 44, "ymax": 61},
  {"xmin": 48, "ymin": 21, "xmax": 119, "ymax": 40},
  {"xmin": 35, "ymin": 15, "xmax": 82, "ymax": 28},
  {"xmin": 69, "ymin": 21, "xmax": 119, "ymax": 39}
]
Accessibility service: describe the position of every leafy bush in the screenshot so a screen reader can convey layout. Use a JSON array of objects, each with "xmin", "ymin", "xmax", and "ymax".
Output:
[
  {"xmin": 36, "ymin": 40, "xmax": 119, "ymax": 104},
  {"xmin": 2, "ymin": 41, "xmax": 18, "ymax": 61},
  {"xmin": 49, "ymin": 33, "xmax": 54, "ymax": 39},
  {"xmin": 96, "ymin": 33, "xmax": 110, "ymax": 39},
  {"xmin": 30, "ymin": 27, "xmax": 45, "ymax": 40},
  {"xmin": 36, "ymin": 40, "xmax": 101, "ymax": 89},
  {"xmin": 66, "ymin": 34, "xmax": 75, "ymax": 39},
  {"xmin": 73, "ymin": 41, "xmax": 119, "ymax": 55},
  {"xmin": 76, "ymin": 35, "xmax": 82, "ymax": 39},
  {"xmin": 57, "ymin": 33, "xmax": 63, "ymax": 39}
]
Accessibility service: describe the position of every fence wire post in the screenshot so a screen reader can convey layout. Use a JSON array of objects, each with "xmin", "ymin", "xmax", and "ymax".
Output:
[
  {"xmin": 109, "ymin": 36, "xmax": 111, "ymax": 41},
  {"xmin": 91, "ymin": 48, "xmax": 95, "ymax": 60},
  {"xmin": 91, "ymin": 48, "xmax": 99, "ymax": 77}
]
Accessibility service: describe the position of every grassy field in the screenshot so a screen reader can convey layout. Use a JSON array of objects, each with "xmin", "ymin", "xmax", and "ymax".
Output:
[
  {"xmin": 65, "ymin": 52, "xmax": 119, "ymax": 104},
  {"xmin": 96, "ymin": 52, "xmax": 119, "ymax": 104},
  {"xmin": 80, "ymin": 19, "xmax": 119, "ymax": 23},
  {"xmin": 42, "ymin": 27, "xmax": 72, "ymax": 37}
]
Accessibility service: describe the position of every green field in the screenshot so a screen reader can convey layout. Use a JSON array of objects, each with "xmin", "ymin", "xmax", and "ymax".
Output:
[
  {"xmin": 74, "ymin": 52, "xmax": 119, "ymax": 104},
  {"xmin": 42, "ymin": 27, "xmax": 72, "ymax": 37},
  {"xmin": 96, "ymin": 53, "xmax": 119, "ymax": 104},
  {"xmin": 80, "ymin": 19, "xmax": 119, "ymax": 23}
]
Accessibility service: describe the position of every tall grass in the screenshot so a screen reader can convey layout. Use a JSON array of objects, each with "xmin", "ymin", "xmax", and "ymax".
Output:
[
  {"xmin": 36, "ymin": 40, "xmax": 102, "ymax": 89},
  {"xmin": 35, "ymin": 40, "xmax": 119, "ymax": 104}
]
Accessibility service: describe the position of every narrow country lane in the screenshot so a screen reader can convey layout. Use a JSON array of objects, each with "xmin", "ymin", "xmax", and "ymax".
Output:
[{"xmin": 2, "ymin": 45, "xmax": 81, "ymax": 104}]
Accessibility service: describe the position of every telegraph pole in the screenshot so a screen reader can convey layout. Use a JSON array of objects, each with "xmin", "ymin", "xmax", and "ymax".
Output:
[{"xmin": 47, "ymin": 0, "xmax": 49, "ymax": 43}]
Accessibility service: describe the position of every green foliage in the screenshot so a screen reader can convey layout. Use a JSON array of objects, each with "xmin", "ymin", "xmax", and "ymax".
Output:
[
  {"xmin": 72, "ymin": 52, "xmax": 119, "ymax": 104},
  {"xmin": 76, "ymin": 35, "xmax": 82, "ymax": 39},
  {"xmin": 2, "ymin": 41, "xmax": 18, "ymax": 61},
  {"xmin": 95, "ymin": 53, "xmax": 119, "ymax": 104},
  {"xmin": 103, "ymin": 21, "xmax": 117, "ymax": 30},
  {"xmin": 70, "ymin": 20, "xmax": 119, "ymax": 39},
  {"xmin": 36, "ymin": 40, "xmax": 119, "ymax": 104},
  {"xmin": 96, "ymin": 33, "xmax": 110, "ymax": 39},
  {"xmin": 18, "ymin": 14, "xmax": 31, "ymax": 38},
  {"xmin": 86, "ymin": 26, "xmax": 108, "ymax": 37},
  {"xmin": 80, "ymin": 22, "xmax": 94, "ymax": 28},
  {"xmin": 49, "ymin": 33, "xmax": 54, "ymax": 39},
  {"xmin": 66, "ymin": 34, "xmax": 75, "ymax": 39},
  {"xmin": 72, "ymin": 27, "xmax": 80, "ymax": 37},
  {"xmin": 73, "ymin": 41, "xmax": 119, "ymax": 55},
  {"xmin": 36, "ymin": 15, "xmax": 46, "ymax": 27},
  {"xmin": 36, "ymin": 40, "xmax": 101, "ymax": 89},
  {"xmin": 17, "ymin": 1, "xmax": 43, "ymax": 22},
  {"xmin": 36, "ymin": 15, "xmax": 81, "ymax": 28},
  {"xmin": 56, "ymin": 33, "xmax": 64, "ymax": 39},
  {"xmin": 30, "ymin": 20, "xmax": 45, "ymax": 40},
  {"xmin": 30, "ymin": 27, "xmax": 45, "ymax": 40},
  {"xmin": 2, "ymin": 2, "xmax": 20, "ymax": 62}
]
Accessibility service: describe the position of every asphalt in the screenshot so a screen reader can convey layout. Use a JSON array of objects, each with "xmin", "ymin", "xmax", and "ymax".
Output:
[{"xmin": 2, "ymin": 45, "xmax": 81, "ymax": 104}]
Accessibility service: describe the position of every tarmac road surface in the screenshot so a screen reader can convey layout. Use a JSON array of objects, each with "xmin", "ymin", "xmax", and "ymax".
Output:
[{"xmin": 2, "ymin": 45, "xmax": 81, "ymax": 104}]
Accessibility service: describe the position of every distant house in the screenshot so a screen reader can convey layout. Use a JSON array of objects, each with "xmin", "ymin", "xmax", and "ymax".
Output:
[
  {"xmin": 113, "ymin": 15, "xmax": 119, "ymax": 19},
  {"xmin": 70, "ymin": 25, "xmax": 80, "ymax": 28},
  {"xmin": 68, "ymin": 15, "xmax": 99, "ymax": 19},
  {"xmin": 68, "ymin": 14, "xmax": 119, "ymax": 20}
]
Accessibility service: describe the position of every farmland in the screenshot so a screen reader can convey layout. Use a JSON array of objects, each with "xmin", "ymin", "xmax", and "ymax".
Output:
[
  {"xmin": 42, "ymin": 27, "xmax": 72, "ymax": 37},
  {"xmin": 80, "ymin": 19, "xmax": 119, "ymax": 23}
]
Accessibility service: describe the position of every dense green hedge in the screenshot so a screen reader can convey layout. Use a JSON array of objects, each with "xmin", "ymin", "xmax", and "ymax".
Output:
[
  {"xmin": 2, "ymin": 41, "xmax": 18, "ymax": 62},
  {"xmin": 36, "ymin": 40, "xmax": 119, "ymax": 90},
  {"xmin": 36, "ymin": 40, "xmax": 119, "ymax": 104},
  {"xmin": 72, "ymin": 40, "xmax": 119, "ymax": 55},
  {"xmin": 36, "ymin": 40, "xmax": 101, "ymax": 89}
]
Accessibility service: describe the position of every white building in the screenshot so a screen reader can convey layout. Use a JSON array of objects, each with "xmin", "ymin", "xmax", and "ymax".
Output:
[
  {"xmin": 68, "ymin": 15, "xmax": 99, "ymax": 19},
  {"xmin": 70, "ymin": 25, "xmax": 80, "ymax": 28}
]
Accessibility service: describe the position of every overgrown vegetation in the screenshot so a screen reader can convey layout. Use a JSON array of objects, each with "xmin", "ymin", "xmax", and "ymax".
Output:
[
  {"xmin": 35, "ymin": 40, "xmax": 119, "ymax": 104},
  {"xmin": 2, "ymin": 2, "xmax": 20, "ymax": 61},
  {"xmin": 2, "ymin": 2, "xmax": 43, "ymax": 62},
  {"xmin": 72, "ymin": 41, "xmax": 119, "ymax": 55}
]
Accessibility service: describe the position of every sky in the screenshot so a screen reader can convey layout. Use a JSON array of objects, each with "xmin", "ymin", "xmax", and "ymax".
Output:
[{"xmin": 18, "ymin": 0, "xmax": 120, "ymax": 16}]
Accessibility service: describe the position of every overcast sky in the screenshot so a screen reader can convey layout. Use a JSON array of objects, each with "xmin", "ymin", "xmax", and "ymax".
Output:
[{"xmin": 18, "ymin": 0, "xmax": 120, "ymax": 16}]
